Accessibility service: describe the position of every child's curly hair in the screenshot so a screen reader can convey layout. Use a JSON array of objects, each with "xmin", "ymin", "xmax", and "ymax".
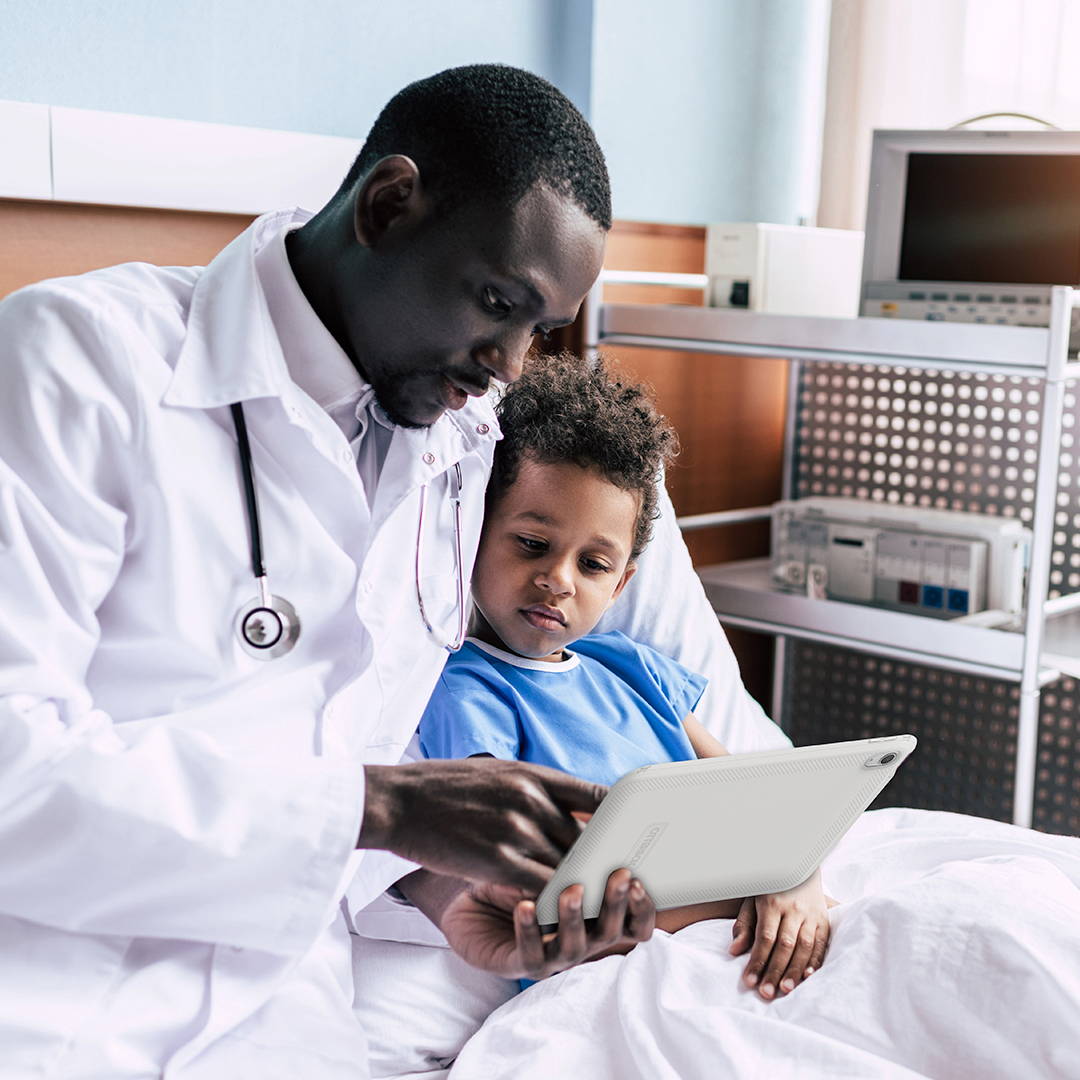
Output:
[{"xmin": 489, "ymin": 351, "xmax": 678, "ymax": 560}]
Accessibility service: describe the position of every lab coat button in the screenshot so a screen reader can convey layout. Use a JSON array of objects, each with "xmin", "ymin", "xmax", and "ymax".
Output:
[
  {"xmin": 476, "ymin": 423, "xmax": 490, "ymax": 435},
  {"xmin": 422, "ymin": 452, "xmax": 436, "ymax": 465},
  {"xmin": 363, "ymin": 580, "xmax": 374, "ymax": 594},
  {"xmin": 343, "ymin": 449, "xmax": 354, "ymax": 463}
]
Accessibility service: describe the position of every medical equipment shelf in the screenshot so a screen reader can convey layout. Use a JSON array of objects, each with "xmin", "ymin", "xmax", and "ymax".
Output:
[
  {"xmin": 597, "ymin": 299, "xmax": 1069, "ymax": 377},
  {"xmin": 696, "ymin": 558, "xmax": 1030, "ymax": 681},
  {"xmin": 587, "ymin": 285, "xmax": 1079, "ymax": 831}
]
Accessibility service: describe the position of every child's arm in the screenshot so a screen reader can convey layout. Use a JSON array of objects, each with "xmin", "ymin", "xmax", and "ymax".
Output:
[
  {"xmin": 659, "ymin": 711, "xmax": 834, "ymax": 999},
  {"xmin": 682, "ymin": 712, "xmax": 730, "ymax": 759}
]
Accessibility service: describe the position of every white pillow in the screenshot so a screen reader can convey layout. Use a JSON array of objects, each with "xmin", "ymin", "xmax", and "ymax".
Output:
[{"xmin": 351, "ymin": 934, "xmax": 519, "ymax": 1078}]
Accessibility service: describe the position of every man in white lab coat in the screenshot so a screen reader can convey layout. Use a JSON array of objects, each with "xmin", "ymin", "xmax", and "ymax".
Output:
[{"xmin": 0, "ymin": 65, "xmax": 781, "ymax": 1077}]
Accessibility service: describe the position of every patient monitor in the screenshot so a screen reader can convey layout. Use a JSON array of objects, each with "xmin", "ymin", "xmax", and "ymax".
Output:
[
  {"xmin": 535, "ymin": 735, "xmax": 915, "ymax": 928},
  {"xmin": 860, "ymin": 128, "xmax": 1080, "ymax": 351}
]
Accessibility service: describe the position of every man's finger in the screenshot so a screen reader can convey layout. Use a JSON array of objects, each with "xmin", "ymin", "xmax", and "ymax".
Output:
[
  {"xmin": 513, "ymin": 900, "xmax": 546, "ymax": 973},
  {"xmin": 541, "ymin": 884, "xmax": 589, "ymax": 972},
  {"xmin": 484, "ymin": 847, "xmax": 562, "ymax": 896},
  {"xmin": 590, "ymin": 867, "xmax": 633, "ymax": 946},
  {"xmin": 623, "ymin": 878, "xmax": 654, "ymax": 942},
  {"xmin": 529, "ymin": 767, "xmax": 608, "ymax": 816}
]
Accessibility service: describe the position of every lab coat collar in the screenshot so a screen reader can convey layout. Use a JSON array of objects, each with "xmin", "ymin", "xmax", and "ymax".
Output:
[
  {"xmin": 163, "ymin": 208, "xmax": 311, "ymax": 409},
  {"xmin": 162, "ymin": 208, "xmax": 501, "ymax": 484}
]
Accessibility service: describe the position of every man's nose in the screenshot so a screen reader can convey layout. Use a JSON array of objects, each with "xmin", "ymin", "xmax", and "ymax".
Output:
[{"xmin": 473, "ymin": 329, "xmax": 533, "ymax": 383}]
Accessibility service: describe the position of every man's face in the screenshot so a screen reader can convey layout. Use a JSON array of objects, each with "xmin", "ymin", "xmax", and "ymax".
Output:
[{"xmin": 343, "ymin": 183, "xmax": 606, "ymax": 428}]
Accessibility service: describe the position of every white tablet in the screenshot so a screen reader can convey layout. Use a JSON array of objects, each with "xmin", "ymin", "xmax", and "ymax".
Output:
[{"xmin": 535, "ymin": 734, "xmax": 916, "ymax": 928}]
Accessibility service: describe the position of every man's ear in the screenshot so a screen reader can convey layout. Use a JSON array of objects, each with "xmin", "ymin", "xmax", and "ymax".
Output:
[
  {"xmin": 605, "ymin": 561, "xmax": 637, "ymax": 610},
  {"xmin": 353, "ymin": 155, "xmax": 425, "ymax": 248}
]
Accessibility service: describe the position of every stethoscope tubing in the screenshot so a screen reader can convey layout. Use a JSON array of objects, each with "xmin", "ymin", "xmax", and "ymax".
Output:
[
  {"xmin": 231, "ymin": 402, "xmax": 266, "ymax": 580},
  {"xmin": 416, "ymin": 461, "xmax": 467, "ymax": 652}
]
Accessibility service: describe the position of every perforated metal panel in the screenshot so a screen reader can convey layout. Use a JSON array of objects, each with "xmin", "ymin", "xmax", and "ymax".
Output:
[
  {"xmin": 1035, "ymin": 678, "xmax": 1080, "ymax": 835},
  {"xmin": 792, "ymin": 362, "xmax": 1080, "ymax": 600},
  {"xmin": 783, "ymin": 640, "xmax": 1017, "ymax": 821},
  {"xmin": 782, "ymin": 361, "xmax": 1080, "ymax": 833}
]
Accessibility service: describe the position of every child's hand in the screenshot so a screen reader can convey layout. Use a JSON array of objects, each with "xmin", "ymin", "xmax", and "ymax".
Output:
[{"xmin": 729, "ymin": 868, "xmax": 834, "ymax": 1000}]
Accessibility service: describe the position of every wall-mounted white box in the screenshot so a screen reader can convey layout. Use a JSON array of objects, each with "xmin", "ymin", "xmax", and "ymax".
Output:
[{"xmin": 706, "ymin": 222, "xmax": 864, "ymax": 318}]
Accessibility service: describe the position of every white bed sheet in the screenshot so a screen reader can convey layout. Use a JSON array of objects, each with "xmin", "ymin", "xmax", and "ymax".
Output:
[{"xmin": 444, "ymin": 808, "xmax": 1080, "ymax": 1080}]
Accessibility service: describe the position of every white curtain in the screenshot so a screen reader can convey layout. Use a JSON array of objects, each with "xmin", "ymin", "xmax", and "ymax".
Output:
[{"xmin": 817, "ymin": 0, "xmax": 1080, "ymax": 231}]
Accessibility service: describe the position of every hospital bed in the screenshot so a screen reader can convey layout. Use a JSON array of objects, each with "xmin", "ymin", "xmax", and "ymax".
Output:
[
  {"xmin": 353, "ymin": 806, "xmax": 1080, "ymax": 1079},
  {"xmin": 350, "ymin": 274, "xmax": 1080, "ymax": 1079}
]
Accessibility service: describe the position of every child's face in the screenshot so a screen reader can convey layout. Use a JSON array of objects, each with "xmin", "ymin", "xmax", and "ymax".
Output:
[{"xmin": 471, "ymin": 457, "xmax": 639, "ymax": 662}]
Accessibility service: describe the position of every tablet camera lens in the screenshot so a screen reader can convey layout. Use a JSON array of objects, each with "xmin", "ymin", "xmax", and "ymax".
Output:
[{"xmin": 879, "ymin": 752, "xmax": 896, "ymax": 765}]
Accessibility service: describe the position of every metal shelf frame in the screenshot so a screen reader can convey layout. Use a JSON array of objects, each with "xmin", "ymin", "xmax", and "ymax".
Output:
[{"xmin": 586, "ymin": 281, "xmax": 1079, "ymax": 828}]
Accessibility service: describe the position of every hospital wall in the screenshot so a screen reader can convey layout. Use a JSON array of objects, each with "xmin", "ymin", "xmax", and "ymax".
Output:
[{"xmin": 0, "ymin": 0, "xmax": 828, "ymax": 227}]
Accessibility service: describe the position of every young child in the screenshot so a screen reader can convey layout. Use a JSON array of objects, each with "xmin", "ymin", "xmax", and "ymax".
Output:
[{"xmin": 418, "ymin": 352, "xmax": 832, "ymax": 1000}]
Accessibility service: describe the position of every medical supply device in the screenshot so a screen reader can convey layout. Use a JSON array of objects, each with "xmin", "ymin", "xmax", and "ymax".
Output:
[
  {"xmin": 535, "ymin": 734, "xmax": 916, "ymax": 927},
  {"xmin": 705, "ymin": 222, "xmax": 864, "ymax": 317},
  {"xmin": 771, "ymin": 497, "xmax": 1029, "ymax": 618},
  {"xmin": 416, "ymin": 462, "xmax": 468, "ymax": 652},
  {"xmin": 860, "ymin": 129, "xmax": 1080, "ymax": 350},
  {"xmin": 231, "ymin": 403, "xmax": 302, "ymax": 659},
  {"xmin": 230, "ymin": 403, "xmax": 468, "ymax": 658}
]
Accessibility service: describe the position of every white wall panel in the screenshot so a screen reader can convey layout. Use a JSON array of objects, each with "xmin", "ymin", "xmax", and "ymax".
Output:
[
  {"xmin": 0, "ymin": 99, "xmax": 52, "ymax": 199},
  {"xmin": 51, "ymin": 106, "xmax": 360, "ymax": 214}
]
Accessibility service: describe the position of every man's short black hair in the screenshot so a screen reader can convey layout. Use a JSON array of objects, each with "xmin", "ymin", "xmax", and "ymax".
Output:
[
  {"xmin": 338, "ymin": 64, "xmax": 611, "ymax": 229},
  {"xmin": 489, "ymin": 352, "xmax": 678, "ymax": 560}
]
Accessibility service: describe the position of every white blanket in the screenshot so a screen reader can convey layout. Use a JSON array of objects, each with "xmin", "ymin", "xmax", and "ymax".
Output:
[{"xmin": 446, "ymin": 809, "xmax": 1080, "ymax": 1080}]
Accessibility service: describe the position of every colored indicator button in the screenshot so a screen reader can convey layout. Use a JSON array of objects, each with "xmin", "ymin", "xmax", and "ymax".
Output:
[
  {"xmin": 898, "ymin": 581, "xmax": 919, "ymax": 604},
  {"xmin": 947, "ymin": 589, "xmax": 969, "ymax": 613},
  {"xmin": 921, "ymin": 585, "xmax": 944, "ymax": 609}
]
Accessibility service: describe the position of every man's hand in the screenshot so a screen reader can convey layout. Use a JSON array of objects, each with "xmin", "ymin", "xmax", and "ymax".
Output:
[
  {"xmin": 358, "ymin": 759, "xmax": 607, "ymax": 894},
  {"xmin": 729, "ymin": 867, "xmax": 836, "ymax": 999},
  {"xmin": 400, "ymin": 867, "xmax": 655, "ymax": 981}
]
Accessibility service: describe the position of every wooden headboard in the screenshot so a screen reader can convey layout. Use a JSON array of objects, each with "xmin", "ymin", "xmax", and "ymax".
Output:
[{"xmin": 0, "ymin": 198, "xmax": 254, "ymax": 300}]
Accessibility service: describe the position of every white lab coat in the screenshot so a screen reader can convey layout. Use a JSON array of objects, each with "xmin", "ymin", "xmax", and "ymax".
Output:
[{"xmin": 0, "ymin": 210, "xmax": 784, "ymax": 1077}]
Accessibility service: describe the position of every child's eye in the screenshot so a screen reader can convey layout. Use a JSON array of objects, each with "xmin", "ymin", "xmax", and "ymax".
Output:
[
  {"xmin": 516, "ymin": 536, "xmax": 547, "ymax": 552},
  {"xmin": 482, "ymin": 286, "xmax": 513, "ymax": 314},
  {"xmin": 580, "ymin": 557, "xmax": 611, "ymax": 574}
]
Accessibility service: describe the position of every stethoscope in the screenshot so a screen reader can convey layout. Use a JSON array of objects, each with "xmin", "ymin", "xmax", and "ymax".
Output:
[
  {"xmin": 416, "ymin": 462, "xmax": 468, "ymax": 652},
  {"xmin": 230, "ymin": 402, "xmax": 467, "ymax": 660},
  {"xmin": 231, "ymin": 403, "xmax": 302, "ymax": 660}
]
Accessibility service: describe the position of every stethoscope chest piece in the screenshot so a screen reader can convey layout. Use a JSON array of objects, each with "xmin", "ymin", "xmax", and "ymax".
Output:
[{"xmin": 235, "ymin": 591, "xmax": 301, "ymax": 660}]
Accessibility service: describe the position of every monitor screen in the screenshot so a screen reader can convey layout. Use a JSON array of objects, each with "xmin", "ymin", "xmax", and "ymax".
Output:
[{"xmin": 898, "ymin": 152, "xmax": 1080, "ymax": 285}]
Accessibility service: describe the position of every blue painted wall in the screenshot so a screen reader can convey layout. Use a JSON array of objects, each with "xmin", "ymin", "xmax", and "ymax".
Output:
[
  {"xmin": 0, "ymin": 0, "xmax": 560, "ymax": 137},
  {"xmin": 0, "ymin": 0, "xmax": 827, "ymax": 226},
  {"xmin": 591, "ymin": 0, "xmax": 830, "ymax": 226}
]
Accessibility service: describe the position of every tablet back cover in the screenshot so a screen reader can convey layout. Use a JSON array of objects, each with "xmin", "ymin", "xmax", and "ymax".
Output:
[{"xmin": 536, "ymin": 735, "xmax": 915, "ymax": 925}]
